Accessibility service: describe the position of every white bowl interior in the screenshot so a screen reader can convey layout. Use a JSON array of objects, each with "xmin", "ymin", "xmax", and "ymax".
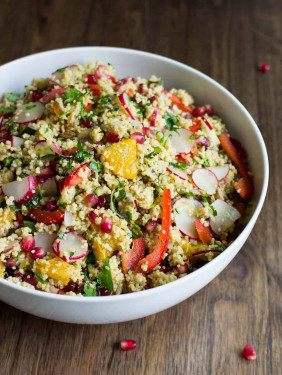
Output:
[{"xmin": 0, "ymin": 47, "xmax": 268, "ymax": 323}]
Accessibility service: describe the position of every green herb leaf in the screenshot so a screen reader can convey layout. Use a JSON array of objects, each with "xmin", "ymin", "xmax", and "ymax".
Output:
[
  {"xmin": 3, "ymin": 156, "xmax": 13, "ymax": 172},
  {"xmin": 56, "ymin": 67, "xmax": 65, "ymax": 73},
  {"xmin": 83, "ymin": 283, "xmax": 96, "ymax": 296},
  {"xmin": 199, "ymin": 154, "xmax": 209, "ymax": 167},
  {"xmin": 131, "ymin": 223, "xmax": 144, "ymax": 239},
  {"xmin": 34, "ymin": 273, "xmax": 45, "ymax": 284},
  {"xmin": 26, "ymin": 103, "xmax": 37, "ymax": 110},
  {"xmin": 210, "ymin": 205, "xmax": 217, "ymax": 216},
  {"xmin": 119, "ymin": 189, "xmax": 126, "ymax": 200},
  {"xmin": 100, "ymin": 97, "xmax": 111, "ymax": 104},
  {"xmin": 25, "ymin": 195, "xmax": 41, "ymax": 209},
  {"xmin": 84, "ymin": 269, "xmax": 91, "ymax": 282},
  {"xmin": 0, "ymin": 201, "xmax": 7, "ymax": 209},
  {"xmin": 97, "ymin": 258, "xmax": 113, "ymax": 294},
  {"xmin": 0, "ymin": 107, "xmax": 14, "ymax": 114},
  {"xmin": 169, "ymin": 162, "xmax": 188, "ymax": 170},
  {"xmin": 22, "ymin": 126, "xmax": 36, "ymax": 135},
  {"xmin": 59, "ymin": 109, "xmax": 72, "ymax": 119},
  {"xmin": 189, "ymin": 134, "xmax": 196, "ymax": 140},
  {"xmin": 126, "ymin": 212, "xmax": 133, "ymax": 221},
  {"xmin": 37, "ymin": 184, "xmax": 43, "ymax": 198},
  {"xmin": 86, "ymin": 252, "xmax": 95, "ymax": 265},
  {"xmin": 6, "ymin": 93, "xmax": 20, "ymax": 102},
  {"xmin": 63, "ymin": 88, "xmax": 84, "ymax": 104},
  {"xmin": 57, "ymin": 231, "xmax": 65, "ymax": 240},
  {"xmin": 24, "ymin": 220, "xmax": 35, "ymax": 233},
  {"xmin": 89, "ymin": 161, "xmax": 103, "ymax": 173},
  {"xmin": 144, "ymin": 146, "xmax": 162, "ymax": 159},
  {"xmin": 165, "ymin": 112, "xmax": 179, "ymax": 132}
]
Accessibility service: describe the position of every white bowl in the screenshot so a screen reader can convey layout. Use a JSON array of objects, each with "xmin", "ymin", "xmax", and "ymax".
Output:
[{"xmin": 0, "ymin": 47, "xmax": 268, "ymax": 324}]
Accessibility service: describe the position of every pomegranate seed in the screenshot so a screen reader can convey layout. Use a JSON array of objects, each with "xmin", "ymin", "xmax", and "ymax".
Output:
[
  {"xmin": 40, "ymin": 166, "xmax": 56, "ymax": 179},
  {"xmin": 85, "ymin": 74, "xmax": 98, "ymax": 84},
  {"xmin": 29, "ymin": 247, "xmax": 46, "ymax": 260},
  {"xmin": 37, "ymin": 176, "xmax": 45, "ymax": 186},
  {"xmin": 31, "ymin": 90, "xmax": 42, "ymax": 102},
  {"xmin": 138, "ymin": 83, "xmax": 148, "ymax": 95},
  {"xmin": 84, "ymin": 194, "xmax": 99, "ymax": 207},
  {"xmin": 99, "ymin": 286, "xmax": 111, "ymax": 296},
  {"xmin": 204, "ymin": 104, "xmax": 213, "ymax": 116},
  {"xmin": 81, "ymin": 119, "xmax": 94, "ymax": 128},
  {"xmin": 160, "ymin": 264, "xmax": 171, "ymax": 274},
  {"xmin": 4, "ymin": 256, "xmax": 19, "ymax": 268},
  {"xmin": 100, "ymin": 216, "xmax": 113, "ymax": 233},
  {"xmin": 88, "ymin": 211, "xmax": 99, "ymax": 225},
  {"xmin": 46, "ymin": 200, "xmax": 58, "ymax": 212},
  {"xmin": 242, "ymin": 345, "xmax": 256, "ymax": 360},
  {"xmin": 64, "ymin": 281, "xmax": 78, "ymax": 293},
  {"xmin": 150, "ymin": 109, "xmax": 158, "ymax": 126},
  {"xmin": 175, "ymin": 263, "xmax": 188, "ymax": 275},
  {"xmin": 148, "ymin": 95, "xmax": 157, "ymax": 103},
  {"xmin": 146, "ymin": 220, "xmax": 157, "ymax": 232},
  {"xmin": 130, "ymin": 132, "xmax": 145, "ymax": 144},
  {"xmin": 113, "ymin": 250, "xmax": 120, "ymax": 258},
  {"xmin": 21, "ymin": 236, "xmax": 35, "ymax": 253},
  {"xmin": 69, "ymin": 147, "xmax": 79, "ymax": 154},
  {"xmin": 120, "ymin": 340, "xmax": 136, "ymax": 351},
  {"xmin": 13, "ymin": 270, "xmax": 23, "ymax": 278},
  {"xmin": 142, "ymin": 127, "xmax": 151, "ymax": 137},
  {"xmin": 258, "ymin": 63, "xmax": 270, "ymax": 73},
  {"xmin": 57, "ymin": 290, "xmax": 66, "ymax": 295},
  {"xmin": 96, "ymin": 195, "xmax": 107, "ymax": 208},
  {"xmin": 106, "ymin": 132, "xmax": 120, "ymax": 143},
  {"xmin": 22, "ymin": 274, "xmax": 38, "ymax": 286},
  {"xmin": 193, "ymin": 107, "xmax": 206, "ymax": 116}
]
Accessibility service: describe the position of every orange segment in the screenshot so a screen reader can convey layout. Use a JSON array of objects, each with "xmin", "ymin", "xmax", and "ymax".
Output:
[
  {"xmin": 34, "ymin": 257, "xmax": 75, "ymax": 285},
  {"xmin": 102, "ymin": 139, "xmax": 137, "ymax": 179}
]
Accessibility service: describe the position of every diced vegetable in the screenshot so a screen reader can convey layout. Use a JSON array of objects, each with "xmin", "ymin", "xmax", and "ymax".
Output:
[
  {"xmin": 162, "ymin": 90, "xmax": 193, "ymax": 113},
  {"xmin": 173, "ymin": 197, "xmax": 203, "ymax": 239},
  {"xmin": 194, "ymin": 219, "xmax": 213, "ymax": 244},
  {"xmin": 122, "ymin": 237, "xmax": 146, "ymax": 274},
  {"xmin": 14, "ymin": 102, "xmax": 45, "ymax": 124},
  {"xmin": 209, "ymin": 199, "xmax": 241, "ymax": 235},
  {"xmin": 27, "ymin": 208, "xmax": 64, "ymax": 225},
  {"xmin": 192, "ymin": 168, "xmax": 218, "ymax": 195},
  {"xmin": 2, "ymin": 176, "xmax": 37, "ymax": 204}
]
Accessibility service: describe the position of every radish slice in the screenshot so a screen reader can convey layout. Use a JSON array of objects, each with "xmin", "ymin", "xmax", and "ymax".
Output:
[
  {"xmin": 167, "ymin": 128, "xmax": 194, "ymax": 154},
  {"xmin": 3, "ymin": 240, "xmax": 19, "ymax": 254},
  {"xmin": 42, "ymin": 88, "xmax": 66, "ymax": 102},
  {"xmin": 8, "ymin": 136, "xmax": 24, "ymax": 147},
  {"xmin": 201, "ymin": 116, "xmax": 213, "ymax": 130},
  {"xmin": 41, "ymin": 178, "xmax": 57, "ymax": 196},
  {"xmin": 173, "ymin": 197, "xmax": 203, "ymax": 239},
  {"xmin": 210, "ymin": 199, "xmax": 241, "ymax": 235},
  {"xmin": 208, "ymin": 166, "xmax": 230, "ymax": 181},
  {"xmin": 192, "ymin": 168, "xmax": 218, "ymax": 195},
  {"xmin": 118, "ymin": 92, "xmax": 135, "ymax": 120},
  {"xmin": 166, "ymin": 166, "xmax": 187, "ymax": 181},
  {"xmin": 34, "ymin": 140, "xmax": 63, "ymax": 156},
  {"xmin": 2, "ymin": 176, "xmax": 37, "ymax": 204},
  {"xmin": 34, "ymin": 232, "xmax": 57, "ymax": 252},
  {"xmin": 52, "ymin": 231, "xmax": 88, "ymax": 263},
  {"xmin": 14, "ymin": 102, "xmax": 45, "ymax": 124},
  {"xmin": 50, "ymin": 65, "xmax": 78, "ymax": 83},
  {"xmin": 64, "ymin": 211, "xmax": 73, "ymax": 226}
]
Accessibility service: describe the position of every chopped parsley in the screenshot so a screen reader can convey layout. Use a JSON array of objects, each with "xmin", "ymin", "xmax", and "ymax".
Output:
[
  {"xmin": 56, "ymin": 67, "xmax": 65, "ymax": 73},
  {"xmin": 199, "ymin": 154, "xmax": 209, "ymax": 167},
  {"xmin": 100, "ymin": 97, "xmax": 111, "ymax": 104},
  {"xmin": 189, "ymin": 134, "xmax": 196, "ymax": 140},
  {"xmin": 126, "ymin": 212, "xmax": 133, "ymax": 221},
  {"xmin": 119, "ymin": 189, "xmax": 126, "ymax": 200},
  {"xmin": 6, "ymin": 93, "xmax": 20, "ymax": 102},
  {"xmin": 89, "ymin": 161, "xmax": 103, "ymax": 173},
  {"xmin": 3, "ymin": 156, "xmax": 13, "ymax": 172},
  {"xmin": 145, "ymin": 146, "xmax": 162, "ymax": 159},
  {"xmin": 84, "ymin": 269, "xmax": 91, "ymax": 282},
  {"xmin": 37, "ymin": 183, "xmax": 43, "ymax": 198},
  {"xmin": 34, "ymin": 273, "xmax": 45, "ymax": 284},
  {"xmin": 63, "ymin": 88, "xmax": 84, "ymax": 104},
  {"xmin": 83, "ymin": 284, "xmax": 96, "ymax": 296},
  {"xmin": 26, "ymin": 103, "xmax": 37, "ymax": 110},
  {"xmin": 0, "ymin": 107, "xmax": 14, "ymax": 114},
  {"xmin": 22, "ymin": 126, "xmax": 36, "ymax": 135},
  {"xmin": 134, "ymin": 103, "xmax": 150, "ymax": 116},
  {"xmin": 57, "ymin": 231, "xmax": 65, "ymax": 240},
  {"xmin": 97, "ymin": 258, "xmax": 113, "ymax": 294},
  {"xmin": 24, "ymin": 221, "xmax": 36, "ymax": 233},
  {"xmin": 131, "ymin": 223, "xmax": 144, "ymax": 239},
  {"xmin": 86, "ymin": 251, "xmax": 95, "ymax": 265},
  {"xmin": 165, "ymin": 111, "xmax": 179, "ymax": 132},
  {"xmin": 169, "ymin": 162, "xmax": 188, "ymax": 170},
  {"xmin": 148, "ymin": 78, "xmax": 164, "ymax": 86},
  {"xmin": 59, "ymin": 109, "xmax": 72, "ymax": 119}
]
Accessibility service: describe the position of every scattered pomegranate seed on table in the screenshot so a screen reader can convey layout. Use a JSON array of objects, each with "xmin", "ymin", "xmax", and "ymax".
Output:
[
  {"xmin": 120, "ymin": 340, "xmax": 137, "ymax": 351},
  {"xmin": 242, "ymin": 345, "xmax": 256, "ymax": 360},
  {"xmin": 258, "ymin": 63, "xmax": 270, "ymax": 73}
]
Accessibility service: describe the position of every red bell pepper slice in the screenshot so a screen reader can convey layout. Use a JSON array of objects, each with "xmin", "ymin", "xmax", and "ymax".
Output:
[
  {"xmin": 135, "ymin": 189, "xmax": 171, "ymax": 273},
  {"xmin": 194, "ymin": 219, "xmax": 213, "ymax": 244},
  {"xmin": 162, "ymin": 90, "xmax": 193, "ymax": 113},
  {"xmin": 64, "ymin": 163, "xmax": 92, "ymax": 188},
  {"xmin": 84, "ymin": 102, "xmax": 93, "ymax": 112},
  {"xmin": 90, "ymin": 84, "xmax": 100, "ymax": 97},
  {"xmin": 122, "ymin": 237, "xmax": 146, "ymax": 274},
  {"xmin": 27, "ymin": 209, "xmax": 64, "ymax": 225},
  {"xmin": 219, "ymin": 132, "xmax": 253, "ymax": 199},
  {"xmin": 189, "ymin": 118, "xmax": 202, "ymax": 133}
]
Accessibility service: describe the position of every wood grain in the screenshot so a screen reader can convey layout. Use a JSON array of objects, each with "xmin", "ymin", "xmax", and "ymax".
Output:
[{"xmin": 0, "ymin": 0, "xmax": 281, "ymax": 374}]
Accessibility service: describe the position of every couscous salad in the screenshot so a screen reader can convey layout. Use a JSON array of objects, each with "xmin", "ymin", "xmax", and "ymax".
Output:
[{"xmin": 0, "ymin": 62, "xmax": 253, "ymax": 296}]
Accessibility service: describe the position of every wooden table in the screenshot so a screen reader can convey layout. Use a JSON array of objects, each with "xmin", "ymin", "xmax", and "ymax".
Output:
[{"xmin": 0, "ymin": 0, "xmax": 281, "ymax": 374}]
